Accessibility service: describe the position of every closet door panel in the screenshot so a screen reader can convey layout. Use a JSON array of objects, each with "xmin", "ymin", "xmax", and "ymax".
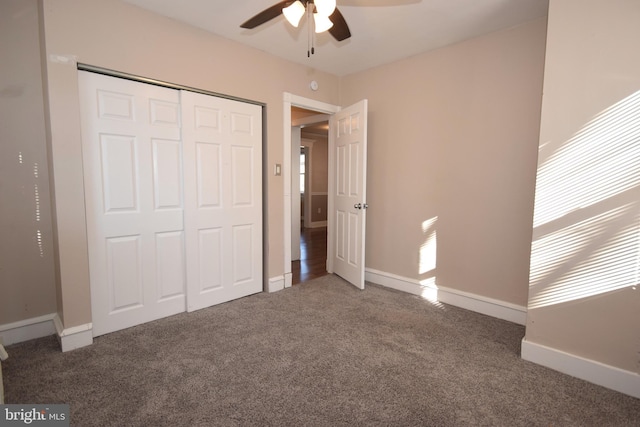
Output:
[
  {"xmin": 182, "ymin": 91, "xmax": 262, "ymax": 312},
  {"xmin": 79, "ymin": 71, "xmax": 185, "ymax": 337}
]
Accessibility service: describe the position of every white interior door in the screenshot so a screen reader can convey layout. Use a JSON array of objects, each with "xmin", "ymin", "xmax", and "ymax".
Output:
[
  {"xmin": 328, "ymin": 100, "xmax": 368, "ymax": 289},
  {"xmin": 182, "ymin": 91, "xmax": 262, "ymax": 312},
  {"xmin": 79, "ymin": 71, "xmax": 186, "ymax": 336}
]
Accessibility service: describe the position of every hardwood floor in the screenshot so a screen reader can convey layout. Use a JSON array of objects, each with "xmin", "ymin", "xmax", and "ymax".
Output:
[{"xmin": 292, "ymin": 226, "xmax": 328, "ymax": 285}]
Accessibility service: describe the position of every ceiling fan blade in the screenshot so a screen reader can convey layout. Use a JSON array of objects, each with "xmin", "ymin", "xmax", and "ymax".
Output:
[
  {"xmin": 328, "ymin": 7, "xmax": 351, "ymax": 41},
  {"xmin": 240, "ymin": 1, "xmax": 291, "ymax": 29}
]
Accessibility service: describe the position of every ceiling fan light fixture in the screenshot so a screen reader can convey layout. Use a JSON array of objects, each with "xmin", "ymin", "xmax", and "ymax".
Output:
[
  {"xmin": 283, "ymin": 1, "xmax": 305, "ymax": 27},
  {"xmin": 314, "ymin": 0, "xmax": 336, "ymax": 17},
  {"xmin": 313, "ymin": 12, "xmax": 334, "ymax": 33}
]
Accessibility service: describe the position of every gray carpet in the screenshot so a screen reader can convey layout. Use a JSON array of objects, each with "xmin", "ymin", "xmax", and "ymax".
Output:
[{"xmin": 3, "ymin": 275, "xmax": 639, "ymax": 426}]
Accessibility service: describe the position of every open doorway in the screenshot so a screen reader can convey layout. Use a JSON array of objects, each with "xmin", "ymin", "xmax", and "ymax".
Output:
[
  {"xmin": 283, "ymin": 93, "xmax": 368, "ymax": 290},
  {"xmin": 282, "ymin": 93, "xmax": 340, "ymax": 291},
  {"xmin": 291, "ymin": 107, "xmax": 329, "ymax": 285}
]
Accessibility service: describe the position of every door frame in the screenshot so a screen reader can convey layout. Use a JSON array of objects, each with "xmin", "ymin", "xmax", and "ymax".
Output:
[{"xmin": 283, "ymin": 92, "xmax": 340, "ymax": 288}]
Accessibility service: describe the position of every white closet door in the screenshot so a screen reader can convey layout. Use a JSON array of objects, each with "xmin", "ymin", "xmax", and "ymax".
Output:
[
  {"xmin": 79, "ymin": 71, "xmax": 186, "ymax": 336},
  {"xmin": 182, "ymin": 91, "xmax": 263, "ymax": 312}
]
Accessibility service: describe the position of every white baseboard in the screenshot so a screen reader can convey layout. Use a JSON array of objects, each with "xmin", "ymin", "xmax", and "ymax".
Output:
[
  {"xmin": 0, "ymin": 313, "xmax": 57, "ymax": 345},
  {"xmin": 365, "ymin": 268, "xmax": 438, "ymax": 299},
  {"xmin": 437, "ymin": 287, "xmax": 527, "ymax": 325},
  {"xmin": 284, "ymin": 272, "xmax": 293, "ymax": 288},
  {"xmin": 267, "ymin": 275, "xmax": 285, "ymax": 292},
  {"xmin": 521, "ymin": 339, "xmax": 640, "ymax": 399},
  {"xmin": 0, "ymin": 313, "xmax": 93, "ymax": 351},
  {"xmin": 364, "ymin": 268, "xmax": 527, "ymax": 325},
  {"xmin": 53, "ymin": 315, "xmax": 93, "ymax": 352}
]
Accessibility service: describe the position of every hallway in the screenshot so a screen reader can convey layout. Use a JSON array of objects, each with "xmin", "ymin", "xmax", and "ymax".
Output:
[{"xmin": 292, "ymin": 227, "xmax": 327, "ymax": 285}]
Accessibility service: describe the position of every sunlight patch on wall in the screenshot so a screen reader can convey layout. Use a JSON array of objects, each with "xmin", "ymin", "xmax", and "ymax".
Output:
[
  {"xmin": 33, "ymin": 163, "xmax": 41, "ymax": 223},
  {"xmin": 534, "ymin": 92, "xmax": 640, "ymax": 228},
  {"xmin": 418, "ymin": 217, "xmax": 440, "ymax": 305},
  {"xmin": 529, "ymin": 203, "xmax": 639, "ymax": 309},
  {"xmin": 529, "ymin": 91, "xmax": 640, "ymax": 308},
  {"xmin": 420, "ymin": 217, "xmax": 437, "ymax": 275}
]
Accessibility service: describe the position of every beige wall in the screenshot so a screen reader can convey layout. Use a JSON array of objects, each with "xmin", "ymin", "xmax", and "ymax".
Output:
[
  {"xmin": 525, "ymin": 0, "xmax": 640, "ymax": 373},
  {"xmin": 0, "ymin": 0, "xmax": 57, "ymax": 325},
  {"xmin": 37, "ymin": 0, "xmax": 340, "ymax": 329},
  {"xmin": 340, "ymin": 18, "xmax": 547, "ymax": 307}
]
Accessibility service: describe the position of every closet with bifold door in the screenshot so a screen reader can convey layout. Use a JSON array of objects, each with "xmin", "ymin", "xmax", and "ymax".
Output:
[{"xmin": 78, "ymin": 71, "xmax": 262, "ymax": 336}]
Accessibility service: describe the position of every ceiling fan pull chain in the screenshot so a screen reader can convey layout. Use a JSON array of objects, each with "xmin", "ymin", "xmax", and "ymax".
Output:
[
  {"xmin": 313, "ymin": 2, "xmax": 317, "ymax": 56},
  {"xmin": 307, "ymin": 1, "xmax": 311, "ymax": 56},
  {"xmin": 307, "ymin": 1, "xmax": 315, "ymax": 57}
]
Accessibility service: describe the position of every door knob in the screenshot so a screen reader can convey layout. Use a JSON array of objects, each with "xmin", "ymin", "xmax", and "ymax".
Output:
[{"xmin": 354, "ymin": 203, "xmax": 362, "ymax": 209}]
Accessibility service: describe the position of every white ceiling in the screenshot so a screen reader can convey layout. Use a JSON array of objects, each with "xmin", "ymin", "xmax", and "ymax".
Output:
[{"xmin": 122, "ymin": 0, "xmax": 548, "ymax": 77}]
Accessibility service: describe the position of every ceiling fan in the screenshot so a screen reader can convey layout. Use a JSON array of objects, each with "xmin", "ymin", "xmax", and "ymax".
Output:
[{"xmin": 240, "ymin": 1, "xmax": 351, "ymax": 56}]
